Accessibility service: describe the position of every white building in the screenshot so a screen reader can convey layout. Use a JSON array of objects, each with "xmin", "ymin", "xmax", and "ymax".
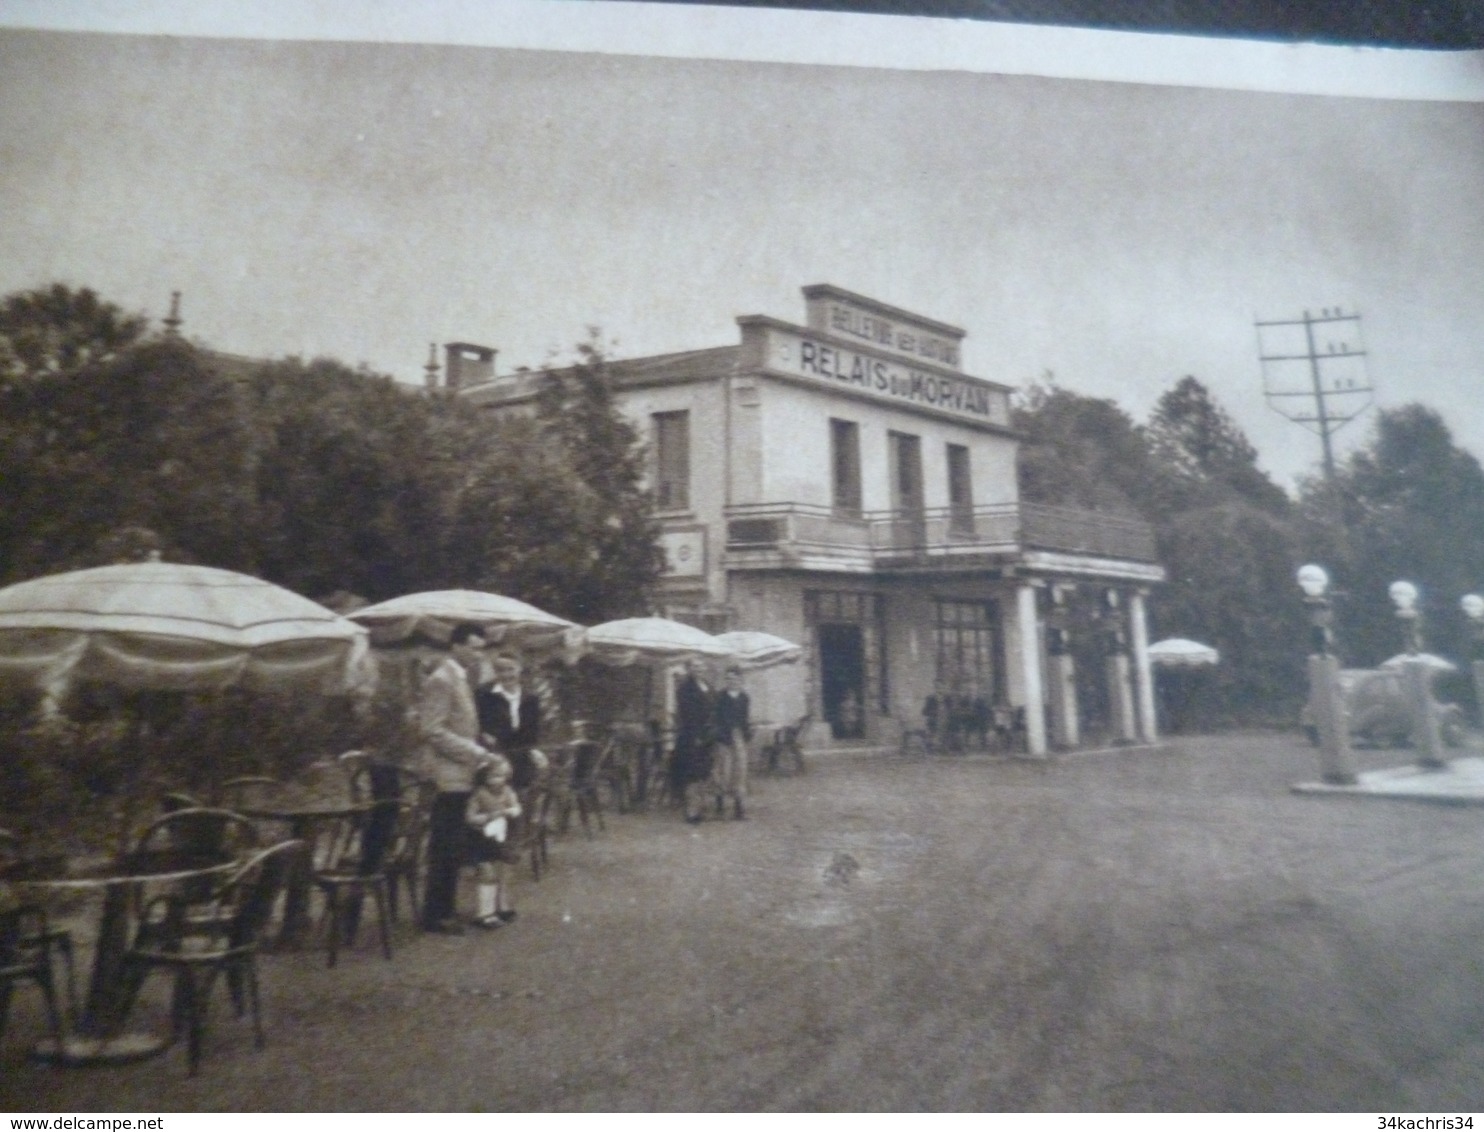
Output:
[{"xmin": 463, "ymin": 285, "xmax": 1165, "ymax": 754}]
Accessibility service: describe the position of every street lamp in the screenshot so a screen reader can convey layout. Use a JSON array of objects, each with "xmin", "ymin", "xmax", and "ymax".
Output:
[
  {"xmin": 1389, "ymin": 580, "xmax": 1422, "ymax": 655},
  {"xmin": 1462, "ymin": 593, "xmax": 1484, "ymax": 728},
  {"xmin": 1390, "ymin": 579, "xmax": 1445, "ymax": 769},
  {"xmin": 1297, "ymin": 564, "xmax": 1355, "ymax": 785},
  {"xmin": 1297, "ymin": 563, "xmax": 1333, "ymax": 655}
]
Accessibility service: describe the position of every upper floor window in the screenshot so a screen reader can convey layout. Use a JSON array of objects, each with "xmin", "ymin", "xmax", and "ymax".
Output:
[
  {"xmin": 653, "ymin": 410, "xmax": 690, "ymax": 511},
  {"xmin": 830, "ymin": 418, "xmax": 862, "ymax": 518},
  {"xmin": 947, "ymin": 443, "xmax": 974, "ymax": 533}
]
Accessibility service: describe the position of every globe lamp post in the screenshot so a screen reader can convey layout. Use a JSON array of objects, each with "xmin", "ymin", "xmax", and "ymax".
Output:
[
  {"xmin": 1298, "ymin": 565, "xmax": 1355, "ymax": 785},
  {"xmin": 1391, "ymin": 580, "xmax": 1446, "ymax": 769}
]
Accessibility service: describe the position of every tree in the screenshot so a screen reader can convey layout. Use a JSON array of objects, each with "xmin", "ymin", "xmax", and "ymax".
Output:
[
  {"xmin": 469, "ymin": 332, "xmax": 663, "ymax": 622},
  {"xmin": 1013, "ymin": 377, "xmax": 1155, "ymax": 517},
  {"xmin": 1301, "ymin": 404, "xmax": 1484, "ymax": 670},
  {"xmin": 1144, "ymin": 376, "xmax": 1290, "ymax": 515},
  {"xmin": 0, "ymin": 284, "xmax": 149, "ymax": 385},
  {"xmin": 0, "ymin": 338, "xmax": 258, "ymax": 583}
]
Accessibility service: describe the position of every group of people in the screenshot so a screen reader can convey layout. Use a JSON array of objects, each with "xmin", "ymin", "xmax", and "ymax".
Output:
[
  {"xmin": 416, "ymin": 626, "xmax": 759, "ymax": 933},
  {"xmin": 921, "ymin": 689, "xmax": 1009, "ymax": 753},
  {"xmin": 417, "ymin": 622, "xmax": 546, "ymax": 934},
  {"xmin": 670, "ymin": 658, "xmax": 753, "ymax": 824}
]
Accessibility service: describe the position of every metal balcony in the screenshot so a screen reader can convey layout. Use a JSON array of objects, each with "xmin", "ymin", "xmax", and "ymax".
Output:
[{"xmin": 722, "ymin": 500, "xmax": 1158, "ymax": 571}]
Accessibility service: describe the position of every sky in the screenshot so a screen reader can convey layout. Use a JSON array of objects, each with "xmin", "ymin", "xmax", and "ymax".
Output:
[{"xmin": 2, "ymin": 3, "xmax": 1483, "ymax": 490}]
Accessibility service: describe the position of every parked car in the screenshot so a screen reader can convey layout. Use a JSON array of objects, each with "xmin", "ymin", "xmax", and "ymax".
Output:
[{"xmin": 1301, "ymin": 667, "xmax": 1467, "ymax": 748}]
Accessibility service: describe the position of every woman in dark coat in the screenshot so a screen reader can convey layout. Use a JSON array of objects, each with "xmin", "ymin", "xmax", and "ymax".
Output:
[{"xmin": 671, "ymin": 658, "xmax": 715, "ymax": 823}]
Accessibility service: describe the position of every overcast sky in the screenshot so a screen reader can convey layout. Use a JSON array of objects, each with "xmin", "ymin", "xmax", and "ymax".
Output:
[{"xmin": 2, "ymin": 6, "xmax": 1482, "ymax": 489}]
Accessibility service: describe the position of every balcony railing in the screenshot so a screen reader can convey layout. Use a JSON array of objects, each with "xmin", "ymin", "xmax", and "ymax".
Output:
[{"xmin": 723, "ymin": 500, "xmax": 1158, "ymax": 567}]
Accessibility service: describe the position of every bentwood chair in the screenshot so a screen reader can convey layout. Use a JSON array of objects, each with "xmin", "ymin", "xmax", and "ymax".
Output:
[
  {"xmin": 309, "ymin": 799, "xmax": 398, "ymax": 967},
  {"xmin": 566, "ymin": 736, "xmax": 612, "ymax": 837},
  {"xmin": 0, "ymin": 904, "xmax": 68, "ymax": 1053},
  {"xmin": 0, "ymin": 830, "xmax": 76, "ymax": 1041},
  {"xmin": 118, "ymin": 840, "xmax": 305, "ymax": 1075}
]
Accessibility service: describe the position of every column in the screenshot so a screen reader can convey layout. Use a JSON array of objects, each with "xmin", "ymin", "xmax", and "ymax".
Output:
[
  {"xmin": 1015, "ymin": 582, "xmax": 1048, "ymax": 756},
  {"xmin": 1128, "ymin": 589, "xmax": 1157, "ymax": 742}
]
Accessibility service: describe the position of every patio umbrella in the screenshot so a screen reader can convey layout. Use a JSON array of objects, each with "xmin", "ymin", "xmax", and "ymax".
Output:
[
  {"xmin": 1146, "ymin": 638, "xmax": 1220, "ymax": 667},
  {"xmin": 713, "ymin": 630, "xmax": 803, "ymax": 670},
  {"xmin": 581, "ymin": 617, "xmax": 731, "ymax": 667},
  {"xmin": 348, "ymin": 589, "xmax": 577, "ymax": 650},
  {"xmin": 0, "ymin": 560, "xmax": 370, "ymax": 696},
  {"xmin": 1380, "ymin": 652, "xmax": 1458, "ymax": 673}
]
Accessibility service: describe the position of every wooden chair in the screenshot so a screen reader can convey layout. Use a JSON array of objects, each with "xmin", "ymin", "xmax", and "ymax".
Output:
[
  {"xmin": 0, "ymin": 830, "xmax": 76, "ymax": 1026},
  {"xmin": 765, "ymin": 714, "xmax": 810, "ymax": 775},
  {"xmin": 132, "ymin": 807, "xmax": 261, "ymax": 862},
  {"xmin": 118, "ymin": 840, "xmax": 304, "ymax": 1075},
  {"xmin": 566, "ymin": 737, "xmax": 611, "ymax": 837},
  {"xmin": 309, "ymin": 799, "xmax": 398, "ymax": 967},
  {"xmin": 510, "ymin": 785, "xmax": 553, "ymax": 881},
  {"xmin": 0, "ymin": 904, "xmax": 67, "ymax": 1054},
  {"xmin": 384, "ymin": 775, "xmax": 436, "ymax": 924}
]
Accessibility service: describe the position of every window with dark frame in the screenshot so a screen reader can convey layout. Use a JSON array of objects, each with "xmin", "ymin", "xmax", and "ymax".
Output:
[
  {"xmin": 652, "ymin": 410, "xmax": 690, "ymax": 511},
  {"xmin": 831, "ymin": 418, "xmax": 862, "ymax": 518},
  {"xmin": 947, "ymin": 443, "xmax": 974, "ymax": 533}
]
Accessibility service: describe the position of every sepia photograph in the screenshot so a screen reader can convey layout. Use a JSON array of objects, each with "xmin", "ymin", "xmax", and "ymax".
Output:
[{"xmin": 2, "ymin": 0, "xmax": 1484, "ymax": 1113}]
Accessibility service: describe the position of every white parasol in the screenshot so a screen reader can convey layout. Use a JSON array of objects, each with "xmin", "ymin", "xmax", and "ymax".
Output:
[
  {"xmin": 580, "ymin": 617, "xmax": 731, "ymax": 667},
  {"xmin": 1146, "ymin": 638, "xmax": 1220, "ymax": 667},
  {"xmin": 713, "ymin": 630, "xmax": 804, "ymax": 670},
  {"xmin": 1380, "ymin": 652, "xmax": 1458, "ymax": 674},
  {"xmin": 348, "ymin": 589, "xmax": 577, "ymax": 650},
  {"xmin": 0, "ymin": 560, "xmax": 370, "ymax": 696}
]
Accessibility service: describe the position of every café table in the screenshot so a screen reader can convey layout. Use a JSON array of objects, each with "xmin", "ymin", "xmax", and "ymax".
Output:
[
  {"xmin": 9, "ymin": 849, "xmax": 238, "ymax": 1065},
  {"xmin": 236, "ymin": 792, "xmax": 373, "ymax": 948}
]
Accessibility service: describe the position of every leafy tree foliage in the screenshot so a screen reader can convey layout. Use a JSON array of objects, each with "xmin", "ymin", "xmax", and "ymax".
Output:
[
  {"xmin": 1144, "ymin": 376, "xmax": 1290, "ymax": 515},
  {"xmin": 0, "ymin": 284, "xmax": 148, "ymax": 384},
  {"xmin": 0, "ymin": 339, "xmax": 258, "ymax": 583},
  {"xmin": 1013, "ymin": 377, "xmax": 1155, "ymax": 517},
  {"xmin": 1300, "ymin": 404, "xmax": 1484, "ymax": 669}
]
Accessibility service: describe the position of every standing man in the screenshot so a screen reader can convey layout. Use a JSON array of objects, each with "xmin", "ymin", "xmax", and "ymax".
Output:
[
  {"xmin": 476, "ymin": 654, "xmax": 548, "ymax": 792},
  {"xmin": 712, "ymin": 665, "xmax": 752, "ymax": 820},
  {"xmin": 419, "ymin": 622, "xmax": 501, "ymax": 935},
  {"xmin": 672, "ymin": 658, "xmax": 715, "ymax": 824}
]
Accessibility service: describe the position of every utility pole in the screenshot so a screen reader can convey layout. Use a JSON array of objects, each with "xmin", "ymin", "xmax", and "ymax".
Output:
[{"xmin": 1256, "ymin": 308, "xmax": 1373, "ymax": 481}]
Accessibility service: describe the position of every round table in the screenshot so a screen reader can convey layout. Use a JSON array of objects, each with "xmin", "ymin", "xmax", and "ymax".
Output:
[
  {"xmin": 10, "ymin": 850, "xmax": 238, "ymax": 1066},
  {"xmin": 237, "ymin": 796, "xmax": 372, "ymax": 948}
]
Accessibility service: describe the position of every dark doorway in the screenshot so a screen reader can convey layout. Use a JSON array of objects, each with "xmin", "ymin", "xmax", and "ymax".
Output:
[{"xmin": 818, "ymin": 622, "xmax": 866, "ymax": 740}]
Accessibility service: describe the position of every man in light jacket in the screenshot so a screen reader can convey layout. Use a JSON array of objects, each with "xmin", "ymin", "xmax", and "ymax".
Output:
[{"xmin": 419, "ymin": 622, "xmax": 503, "ymax": 934}]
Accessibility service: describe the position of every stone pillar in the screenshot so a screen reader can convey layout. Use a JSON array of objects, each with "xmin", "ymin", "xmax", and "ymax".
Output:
[
  {"xmin": 1048, "ymin": 653, "xmax": 1079, "ymax": 749},
  {"xmin": 1474, "ymin": 660, "xmax": 1484, "ymax": 730},
  {"xmin": 1128, "ymin": 590, "xmax": 1157, "ymax": 742},
  {"xmin": 1015, "ymin": 582, "xmax": 1048, "ymax": 757},
  {"xmin": 1307, "ymin": 653, "xmax": 1357, "ymax": 785},
  {"xmin": 1106, "ymin": 653, "xmax": 1137, "ymax": 742},
  {"xmin": 1402, "ymin": 659, "xmax": 1447, "ymax": 770}
]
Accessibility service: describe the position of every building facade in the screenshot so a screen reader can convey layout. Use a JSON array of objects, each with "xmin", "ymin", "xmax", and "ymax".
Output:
[{"xmin": 463, "ymin": 285, "xmax": 1165, "ymax": 754}]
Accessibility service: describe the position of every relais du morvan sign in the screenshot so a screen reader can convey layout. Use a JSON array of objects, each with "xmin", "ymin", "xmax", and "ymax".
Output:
[{"xmin": 739, "ymin": 316, "xmax": 1012, "ymax": 428}]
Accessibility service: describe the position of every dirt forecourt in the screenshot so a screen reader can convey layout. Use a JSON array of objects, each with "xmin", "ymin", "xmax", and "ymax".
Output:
[{"xmin": 6, "ymin": 731, "xmax": 1484, "ymax": 1112}]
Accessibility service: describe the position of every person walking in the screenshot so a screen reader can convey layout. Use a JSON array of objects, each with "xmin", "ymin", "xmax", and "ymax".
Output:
[
  {"xmin": 672, "ymin": 658, "xmax": 716, "ymax": 824},
  {"xmin": 712, "ymin": 665, "xmax": 752, "ymax": 820},
  {"xmin": 419, "ymin": 622, "xmax": 503, "ymax": 935}
]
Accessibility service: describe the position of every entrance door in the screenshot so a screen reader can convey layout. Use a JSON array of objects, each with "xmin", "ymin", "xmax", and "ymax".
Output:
[
  {"xmin": 888, "ymin": 431, "xmax": 925, "ymax": 549},
  {"xmin": 818, "ymin": 622, "xmax": 866, "ymax": 740}
]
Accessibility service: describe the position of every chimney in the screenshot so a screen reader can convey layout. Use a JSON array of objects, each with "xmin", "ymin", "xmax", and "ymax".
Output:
[
  {"xmin": 423, "ymin": 342, "xmax": 441, "ymax": 390},
  {"xmin": 443, "ymin": 342, "xmax": 496, "ymax": 391}
]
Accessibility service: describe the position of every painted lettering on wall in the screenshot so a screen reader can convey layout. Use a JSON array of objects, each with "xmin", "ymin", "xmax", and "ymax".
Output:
[
  {"xmin": 825, "ymin": 302, "xmax": 961, "ymax": 367},
  {"xmin": 793, "ymin": 337, "xmax": 1002, "ymax": 422}
]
